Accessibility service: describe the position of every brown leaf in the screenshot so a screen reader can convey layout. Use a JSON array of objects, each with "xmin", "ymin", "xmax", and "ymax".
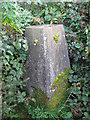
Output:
[{"xmin": 25, "ymin": 61, "xmax": 29, "ymax": 68}]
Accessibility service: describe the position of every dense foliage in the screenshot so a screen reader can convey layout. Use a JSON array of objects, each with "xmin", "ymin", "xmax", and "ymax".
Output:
[
  {"xmin": 1, "ymin": 1, "xmax": 89, "ymax": 119},
  {"xmin": 1, "ymin": 2, "xmax": 28, "ymax": 118}
]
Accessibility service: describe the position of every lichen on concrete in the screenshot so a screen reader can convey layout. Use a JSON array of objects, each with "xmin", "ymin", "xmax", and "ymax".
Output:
[
  {"xmin": 47, "ymin": 68, "xmax": 70, "ymax": 109},
  {"xmin": 31, "ymin": 68, "xmax": 70, "ymax": 109},
  {"xmin": 32, "ymin": 87, "xmax": 49, "ymax": 106}
]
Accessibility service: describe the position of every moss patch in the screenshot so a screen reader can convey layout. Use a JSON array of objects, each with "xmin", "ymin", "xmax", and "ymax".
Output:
[
  {"xmin": 48, "ymin": 68, "xmax": 70, "ymax": 109},
  {"xmin": 32, "ymin": 87, "xmax": 49, "ymax": 106},
  {"xmin": 31, "ymin": 68, "xmax": 70, "ymax": 109}
]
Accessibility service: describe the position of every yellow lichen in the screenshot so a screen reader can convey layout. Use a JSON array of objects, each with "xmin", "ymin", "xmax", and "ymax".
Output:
[
  {"xmin": 53, "ymin": 34, "xmax": 59, "ymax": 43},
  {"xmin": 34, "ymin": 39, "xmax": 38, "ymax": 46}
]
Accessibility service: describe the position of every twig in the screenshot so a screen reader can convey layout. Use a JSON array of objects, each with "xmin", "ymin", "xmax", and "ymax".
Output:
[{"xmin": 58, "ymin": 87, "xmax": 75, "ymax": 113}]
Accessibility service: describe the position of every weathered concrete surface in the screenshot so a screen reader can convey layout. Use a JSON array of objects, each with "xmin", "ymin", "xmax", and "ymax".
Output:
[{"xmin": 25, "ymin": 24, "xmax": 70, "ymax": 97}]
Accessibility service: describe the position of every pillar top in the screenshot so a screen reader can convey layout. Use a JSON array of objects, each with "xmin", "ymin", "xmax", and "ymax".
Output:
[{"xmin": 26, "ymin": 24, "xmax": 63, "ymax": 29}]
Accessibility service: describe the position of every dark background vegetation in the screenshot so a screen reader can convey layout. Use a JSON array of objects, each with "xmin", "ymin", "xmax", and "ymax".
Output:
[{"xmin": 1, "ymin": 1, "xmax": 89, "ymax": 119}]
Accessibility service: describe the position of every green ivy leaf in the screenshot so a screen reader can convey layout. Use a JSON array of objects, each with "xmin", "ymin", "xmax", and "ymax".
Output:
[
  {"xmin": 69, "ymin": 70, "xmax": 74, "ymax": 74},
  {"xmin": 16, "ymin": 43, "xmax": 21, "ymax": 50},
  {"xmin": 52, "ymin": 18, "xmax": 58, "ymax": 21},
  {"xmin": 66, "ymin": 112, "xmax": 72, "ymax": 118},
  {"xmin": 84, "ymin": 112, "xmax": 89, "ymax": 117},
  {"xmin": 7, "ymin": 50, "xmax": 13, "ymax": 55},
  {"xmin": 75, "ymin": 43, "xmax": 81, "ymax": 49},
  {"xmin": 44, "ymin": 15, "xmax": 51, "ymax": 22}
]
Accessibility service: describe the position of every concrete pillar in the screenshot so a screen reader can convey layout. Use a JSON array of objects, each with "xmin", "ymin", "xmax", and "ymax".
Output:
[{"xmin": 25, "ymin": 24, "xmax": 70, "ymax": 97}]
